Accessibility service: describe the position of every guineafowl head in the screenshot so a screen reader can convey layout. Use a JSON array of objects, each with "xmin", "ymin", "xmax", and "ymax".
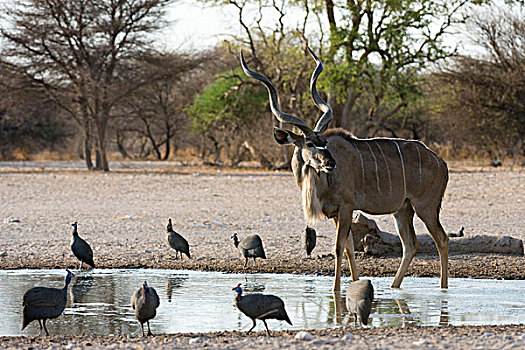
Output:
[
  {"xmin": 71, "ymin": 222, "xmax": 78, "ymax": 234},
  {"xmin": 167, "ymin": 219, "xmax": 173, "ymax": 231},
  {"xmin": 143, "ymin": 281, "xmax": 149, "ymax": 292},
  {"xmin": 65, "ymin": 269, "xmax": 75, "ymax": 286},
  {"xmin": 232, "ymin": 283, "xmax": 243, "ymax": 295},
  {"xmin": 231, "ymin": 233, "xmax": 239, "ymax": 247}
]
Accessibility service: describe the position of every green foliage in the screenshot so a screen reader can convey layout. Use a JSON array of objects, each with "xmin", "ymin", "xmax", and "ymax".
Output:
[
  {"xmin": 188, "ymin": 68, "xmax": 267, "ymax": 136},
  {"xmin": 322, "ymin": 0, "xmax": 467, "ymax": 129}
]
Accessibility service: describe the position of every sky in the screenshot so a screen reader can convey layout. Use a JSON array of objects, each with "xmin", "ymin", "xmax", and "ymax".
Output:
[
  {"xmin": 156, "ymin": 0, "xmax": 322, "ymax": 51},
  {"xmin": 158, "ymin": 0, "xmax": 238, "ymax": 50}
]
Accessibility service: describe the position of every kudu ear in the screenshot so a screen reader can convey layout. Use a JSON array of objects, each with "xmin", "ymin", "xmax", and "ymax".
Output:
[{"xmin": 274, "ymin": 127, "xmax": 302, "ymax": 146}]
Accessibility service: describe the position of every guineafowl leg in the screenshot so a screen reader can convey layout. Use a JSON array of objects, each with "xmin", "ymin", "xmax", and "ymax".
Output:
[
  {"xmin": 140, "ymin": 322, "xmax": 145, "ymax": 337},
  {"xmin": 38, "ymin": 319, "xmax": 43, "ymax": 335},
  {"xmin": 262, "ymin": 320, "xmax": 271, "ymax": 337},
  {"xmin": 247, "ymin": 319, "xmax": 257, "ymax": 333},
  {"xmin": 244, "ymin": 258, "xmax": 248, "ymax": 268},
  {"xmin": 253, "ymin": 257, "xmax": 256, "ymax": 267},
  {"xmin": 42, "ymin": 319, "xmax": 50, "ymax": 336},
  {"xmin": 146, "ymin": 321, "xmax": 154, "ymax": 336}
]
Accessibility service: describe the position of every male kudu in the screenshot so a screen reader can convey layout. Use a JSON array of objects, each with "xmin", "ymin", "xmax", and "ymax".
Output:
[{"xmin": 240, "ymin": 49, "xmax": 449, "ymax": 291}]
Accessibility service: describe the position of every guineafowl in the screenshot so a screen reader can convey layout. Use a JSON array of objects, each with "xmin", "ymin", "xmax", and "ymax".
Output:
[
  {"xmin": 166, "ymin": 219, "xmax": 191, "ymax": 259},
  {"xmin": 131, "ymin": 281, "xmax": 160, "ymax": 337},
  {"xmin": 232, "ymin": 283, "xmax": 292, "ymax": 336},
  {"xmin": 302, "ymin": 226, "xmax": 317, "ymax": 257},
  {"xmin": 22, "ymin": 270, "xmax": 75, "ymax": 335},
  {"xmin": 231, "ymin": 233, "xmax": 266, "ymax": 267},
  {"xmin": 346, "ymin": 279, "xmax": 374, "ymax": 326},
  {"xmin": 70, "ymin": 222, "xmax": 95, "ymax": 269}
]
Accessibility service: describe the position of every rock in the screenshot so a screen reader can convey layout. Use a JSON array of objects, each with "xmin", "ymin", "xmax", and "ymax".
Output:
[
  {"xmin": 342, "ymin": 334, "xmax": 354, "ymax": 341},
  {"xmin": 295, "ymin": 331, "xmax": 314, "ymax": 340},
  {"xmin": 4, "ymin": 217, "xmax": 21, "ymax": 223},
  {"xmin": 412, "ymin": 338, "xmax": 428, "ymax": 346},
  {"xmin": 0, "ymin": 251, "xmax": 7, "ymax": 257},
  {"xmin": 353, "ymin": 214, "xmax": 524, "ymax": 256},
  {"xmin": 189, "ymin": 338, "xmax": 203, "ymax": 344}
]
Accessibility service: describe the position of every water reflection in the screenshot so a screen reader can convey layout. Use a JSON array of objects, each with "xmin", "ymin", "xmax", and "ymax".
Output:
[
  {"xmin": 0, "ymin": 270, "xmax": 523, "ymax": 336},
  {"xmin": 439, "ymin": 300, "xmax": 450, "ymax": 326},
  {"xmin": 241, "ymin": 276, "xmax": 266, "ymax": 293},
  {"xmin": 70, "ymin": 275, "xmax": 94, "ymax": 304},
  {"xmin": 165, "ymin": 274, "xmax": 188, "ymax": 302}
]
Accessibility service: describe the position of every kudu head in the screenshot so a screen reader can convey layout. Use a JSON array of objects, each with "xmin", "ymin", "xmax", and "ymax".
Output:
[{"xmin": 240, "ymin": 48, "xmax": 336, "ymax": 173}]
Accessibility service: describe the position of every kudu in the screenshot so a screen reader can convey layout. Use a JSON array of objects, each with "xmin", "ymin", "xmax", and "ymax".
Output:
[{"xmin": 240, "ymin": 48, "xmax": 449, "ymax": 292}]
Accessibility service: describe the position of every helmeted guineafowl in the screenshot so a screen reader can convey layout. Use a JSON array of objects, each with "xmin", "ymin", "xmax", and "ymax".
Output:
[
  {"xmin": 131, "ymin": 281, "xmax": 160, "ymax": 336},
  {"xmin": 21, "ymin": 270, "xmax": 75, "ymax": 335},
  {"xmin": 166, "ymin": 218, "xmax": 190, "ymax": 259},
  {"xmin": 232, "ymin": 283, "xmax": 292, "ymax": 336},
  {"xmin": 346, "ymin": 279, "xmax": 374, "ymax": 326},
  {"xmin": 302, "ymin": 226, "xmax": 317, "ymax": 257},
  {"xmin": 70, "ymin": 222, "xmax": 95, "ymax": 269},
  {"xmin": 231, "ymin": 233, "xmax": 266, "ymax": 267}
]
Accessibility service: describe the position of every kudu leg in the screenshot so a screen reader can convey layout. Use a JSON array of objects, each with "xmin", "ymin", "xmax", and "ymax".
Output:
[
  {"xmin": 415, "ymin": 207, "xmax": 449, "ymax": 289},
  {"xmin": 345, "ymin": 233, "xmax": 359, "ymax": 282},
  {"xmin": 333, "ymin": 211, "xmax": 356, "ymax": 292},
  {"xmin": 392, "ymin": 201, "xmax": 418, "ymax": 288}
]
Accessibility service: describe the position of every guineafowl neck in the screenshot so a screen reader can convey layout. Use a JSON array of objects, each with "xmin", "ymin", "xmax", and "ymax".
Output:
[{"xmin": 64, "ymin": 276, "xmax": 72, "ymax": 289}]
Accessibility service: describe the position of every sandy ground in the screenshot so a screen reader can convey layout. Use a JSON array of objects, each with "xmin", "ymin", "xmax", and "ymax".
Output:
[
  {"xmin": 1, "ymin": 325, "xmax": 525, "ymax": 349},
  {"xmin": 0, "ymin": 162, "xmax": 524, "ymax": 348}
]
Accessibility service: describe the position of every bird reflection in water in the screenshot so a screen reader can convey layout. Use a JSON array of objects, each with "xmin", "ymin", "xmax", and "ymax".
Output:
[
  {"xmin": 242, "ymin": 276, "xmax": 266, "ymax": 293},
  {"xmin": 165, "ymin": 275, "xmax": 188, "ymax": 302},
  {"xmin": 69, "ymin": 275, "xmax": 94, "ymax": 305}
]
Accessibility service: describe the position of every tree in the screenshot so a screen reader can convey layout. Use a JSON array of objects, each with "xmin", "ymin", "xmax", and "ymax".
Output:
[
  {"xmin": 322, "ymin": 0, "xmax": 469, "ymax": 135},
  {"xmin": 198, "ymin": 0, "xmax": 328, "ymax": 167},
  {"xmin": 1, "ymin": 0, "xmax": 175, "ymax": 170},
  {"xmin": 431, "ymin": 3, "xmax": 525, "ymax": 159},
  {"xmin": 188, "ymin": 65, "xmax": 273, "ymax": 166},
  {"xmin": 0, "ymin": 65, "xmax": 67, "ymax": 159},
  {"xmin": 115, "ymin": 51, "xmax": 212, "ymax": 160},
  {"xmin": 202, "ymin": 0, "xmax": 470, "ymax": 141}
]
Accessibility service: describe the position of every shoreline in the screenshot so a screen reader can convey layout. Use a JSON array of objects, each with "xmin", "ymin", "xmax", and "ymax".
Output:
[
  {"xmin": 2, "ymin": 324, "xmax": 524, "ymax": 349},
  {"xmin": 1, "ymin": 253, "xmax": 524, "ymax": 280}
]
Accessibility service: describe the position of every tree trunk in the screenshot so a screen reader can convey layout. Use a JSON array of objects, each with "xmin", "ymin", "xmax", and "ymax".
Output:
[
  {"xmin": 242, "ymin": 140, "xmax": 273, "ymax": 169},
  {"xmin": 162, "ymin": 127, "xmax": 171, "ymax": 161},
  {"xmin": 83, "ymin": 122, "xmax": 94, "ymax": 170},
  {"xmin": 94, "ymin": 117, "xmax": 109, "ymax": 171},
  {"xmin": 116, "ymin": 131, "xmax": 131, "ymax": 159}
]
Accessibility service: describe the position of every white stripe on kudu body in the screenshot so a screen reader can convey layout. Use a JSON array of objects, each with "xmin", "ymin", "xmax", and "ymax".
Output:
[
  {"xmin": 415, "ymin": 142, "xmax": 423, "ymax": 183},
  {"xmin": 375, "ymin": 140, "xmax": 392, "ymax": 195},
  {"xmin": 393, "ymin": 140, "xmax": 407, "ymax": 199},
  {"xmin": 365, "ymin": 142, "xmax": 381, "ymax": 193},
  {"xmin": 350, "ymin": 143, "xmax": 365, "ymax": 188}
]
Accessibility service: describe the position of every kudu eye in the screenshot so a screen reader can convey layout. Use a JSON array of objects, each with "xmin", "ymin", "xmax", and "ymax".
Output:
[{"xmin": 306, "ymin": 141, "xmax": 315, "ymax": 148}]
